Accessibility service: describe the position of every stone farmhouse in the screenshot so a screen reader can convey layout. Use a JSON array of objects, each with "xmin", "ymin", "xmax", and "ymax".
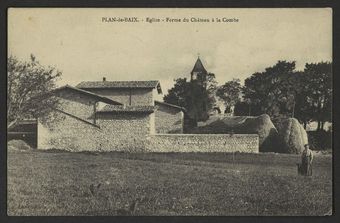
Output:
[
  {"xmin": 38, "ymin": 80, "xmax": 186, "ymax": 151},
  {"xmin": 36, "ymin": 58, "xmax": 259, "ymax": 153},
  {"xmin": 37, "ymin": 79, "xmax": 258, "ymax": 153}
]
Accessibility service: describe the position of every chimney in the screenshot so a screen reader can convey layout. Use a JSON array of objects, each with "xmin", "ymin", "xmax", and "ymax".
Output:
[{"xmin": 103, "ymin": 77, "xmax": 106, "ymax": 82}]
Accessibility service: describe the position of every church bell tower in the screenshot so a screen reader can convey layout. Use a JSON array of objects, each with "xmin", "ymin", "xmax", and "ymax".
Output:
[{"xmin": 190, "ymin": 56, "xmax": 208, "ymax": 83}]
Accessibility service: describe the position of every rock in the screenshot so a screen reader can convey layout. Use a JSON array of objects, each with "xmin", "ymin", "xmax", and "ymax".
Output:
[
  {"xmin": 276, "ymin": 118, "xmax": 308, "ymax": 154},
  {"xmin": 235, "ymin": 114, "xmax": 282, "ymax": 153},
  {"xmin": 8, "ymin": 140, "xmax": 32, "ymax": 151}
]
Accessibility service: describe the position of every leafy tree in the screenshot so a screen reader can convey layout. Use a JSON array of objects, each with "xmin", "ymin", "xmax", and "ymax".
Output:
[
  {"xmin": 242, "ymin": 60, "xmax": 332, "ymax": 130},
  {"xmin": 205, "ymin": 72, "xmax": 218, "ymax": 109},
  {"xmin": 216, "ymin": 78, "xmax": 242, "ymax": 110},
  {"xmin": 234, "ymin": 101, "xmax": 251, "ymax": 116},
  {"xmin": 164, "ymin": 73, "xmax": 217, "ymax": 122},
  {"xmin": 293, "ymin": 71, "xmax": 314, "ymax": 128},
  {"xmin": 243, "ymin": 61, "xmax": 298, "ymax": 118},
  {"xmin": 7, "ymin": 54, "xmax": 62, "ymax": 127},
  {"xmin": 163, "ymin": 78, "xmax": 190, "ymax": 109},
  {"xmin": 301, "ymin": 62, "xmax": 332, "ymax": 130}
]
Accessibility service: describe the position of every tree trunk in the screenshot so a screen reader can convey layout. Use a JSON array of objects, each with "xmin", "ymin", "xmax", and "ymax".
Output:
[
  {"xmin": 304, "ymin": 122, "xmax": 307, "ymax": 129},
  {"xmin": 317, "ymin": 120, "xmax": 321, "ymax": 131}
]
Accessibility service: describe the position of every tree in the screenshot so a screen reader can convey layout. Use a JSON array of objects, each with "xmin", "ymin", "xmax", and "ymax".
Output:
[
  {"xmin": 163, "ymin": 73, "xmax": 218, "ymax": 122},
  {"xmin": 243, "ymin": 61, "xmax": 298, "ymax": 118},
  {"xmin": 7, "ymin": 54, "xmax": 62, "ymax": 127},
  {"xmin": 216, "ymin": 78, "xmax": 242, "ymax": 110},
  {"xmin": 205, "ymin": 72, "xmax": 219, "ymax": 110},
  {"xmin": 242, "ymin": 60, "xmax": 332, "ymax": 129},
  {"xmin": 163, "ymin": 78, "xmax": 191, "ymax": 109},
  {"xmin": 234, "ymin": 101, "xmax": 251, "ymax": 116},
  {"xmin": 301, "ymin": 62, "xmax": 332, "ymax": 130}
]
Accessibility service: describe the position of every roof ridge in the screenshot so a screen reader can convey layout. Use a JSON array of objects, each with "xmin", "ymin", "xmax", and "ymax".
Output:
[
  {"xmin": 98, "ymin": 104, "xmax": 155, "ymax": 113},
  {"xmin": 52, "ymin": 85, "xmax": 122, "ymax": 105},
  {"xmin": 76, "ymin": 80, "xmax": 162, "ymax": 94},
  {"xmin": 155, "ymin": 100, "xmax": 186, "ymax": 112},
  {"xmin": 103, "ymin": 104, "xmax": 155, "ymax": 108}
]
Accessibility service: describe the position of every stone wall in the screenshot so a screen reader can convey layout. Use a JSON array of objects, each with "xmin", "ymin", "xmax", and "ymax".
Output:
[
  {"xmin": 38, "ymin": 88, "xmax": 153, "ymax": 152},
  {"xmin": 38, "ymin": 108, "xmax": 258, "ymax": 153},
  {"xmin": 56, "ymin": 89, "xmax": 96, "ymax": 122},
  {"xmin": 84, "ymin": 88, "xmax": 154, "ymax": 106},
  {"xmin": 155, "ymin": 104, "xmax": 184, "ymax": 134},
  {"xmin": 96, "ymin": 112, "xmax": 152, "ymax": 151},
  {"xmin": 38, "ymin": 111, "xmax": 103, "ymax": 151},
  {"xmin": 146, "ymin": 134, "xmax": 259, "ymax": 153},
  {"xmin": 38, "ymin": 89, "xmax": 258, "ymax": 153},
  {"xmin": 38, "ymin": 110, "xmax": 152, "ymax": 152}
]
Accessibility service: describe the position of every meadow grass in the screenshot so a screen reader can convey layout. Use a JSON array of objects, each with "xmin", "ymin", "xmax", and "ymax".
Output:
[{"xmin": 7, "ymin": 150, "xmax": 332, "ymax": 216}]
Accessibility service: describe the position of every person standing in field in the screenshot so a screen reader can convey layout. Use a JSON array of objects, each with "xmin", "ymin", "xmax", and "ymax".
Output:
[{"xmin": 301, "ymin": 144, "xmax": 313, "ymax": 176}]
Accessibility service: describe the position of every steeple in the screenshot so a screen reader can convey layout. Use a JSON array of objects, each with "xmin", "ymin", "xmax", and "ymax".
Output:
[
  {"xmin": 191, "ymin": 56, "xmax": 207, "ymax": 75},
  {"xmin": 191, "ymin": 56, "xmax": 208, "ymax": 81}
]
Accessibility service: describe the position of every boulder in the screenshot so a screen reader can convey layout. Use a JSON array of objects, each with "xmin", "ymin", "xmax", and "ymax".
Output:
[
  {"xmin": 8, "ymin": 139, "xmax": 32, "ymax": 151},
  {"xmin": 276, "ymin": 118, "xmax": 308, "ymax": 154},
  {"xmin": 235, "ymin": 114, "xmax": 282, "ymax": 152}
]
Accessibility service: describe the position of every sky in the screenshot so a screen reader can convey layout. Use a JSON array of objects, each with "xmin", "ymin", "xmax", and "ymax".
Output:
[{"xmin": 8, "ymin": 8, "xmax": 332, "ymax": 101}]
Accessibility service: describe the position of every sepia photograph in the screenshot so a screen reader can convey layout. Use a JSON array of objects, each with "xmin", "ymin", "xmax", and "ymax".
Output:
[{"xmin": 7, "ymin": 8, "xmax": 332, "ymax": 216}]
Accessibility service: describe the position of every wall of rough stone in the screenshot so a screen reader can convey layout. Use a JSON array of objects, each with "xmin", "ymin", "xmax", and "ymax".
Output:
[
  {"xmin": 38, "ymin": 89, "xmax": 258, "ymax": 153},
  {"xmin": 56, "ymin": 89, "xmax": 96, "ymax": 122},
  {"xmin": 96, "ymin": 112, "xmax": 152, "ymax": 151},
  {"xmin": 38, "ymin": 110, "xmax": 152, "ymax": 152},
  {"xmin": 84, "ymin": 88, "xmax": 154, "ymax": 106},
  {"xmin": 38, "ymin": 88, "xmax": 154, "ymax": 152},
  {"xmin": 146, "ymin": 134, "xmax": 259, "ymax": 153},
  {"xmin": 38, "ymin": 110, "xmax": 259, "ymax": 153},
  {"xmin": 38, "ymin": 111, "xmax": 103, "ymax": 151},
  {"xmin": 155, "ymin": 104, "xmax": 184, "ymax": 133}
]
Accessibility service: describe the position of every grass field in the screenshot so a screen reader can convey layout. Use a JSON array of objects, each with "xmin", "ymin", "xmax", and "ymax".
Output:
[{"xmin": 7, "ymin": 149, "xmax": 332, "ymax": 216}]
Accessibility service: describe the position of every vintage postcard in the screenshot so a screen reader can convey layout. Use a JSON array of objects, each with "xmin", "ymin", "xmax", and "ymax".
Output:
[{"xmin": 7, "ymin": 8, "xmax": 332, "ymax": 216}]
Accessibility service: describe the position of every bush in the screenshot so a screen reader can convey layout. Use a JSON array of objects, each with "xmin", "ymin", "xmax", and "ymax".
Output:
[
  {"xmin": 234, "ymin": 101, "xmax": 249, "ymax": 116},
  {"xmin": 307, "ymin": 130, "xmax": 332, "ymax": 150}
]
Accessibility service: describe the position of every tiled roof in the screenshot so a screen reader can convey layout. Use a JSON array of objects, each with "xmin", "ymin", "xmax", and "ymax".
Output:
[
  {"xmin": 191, "ymin": 57, "xmax": 207, "ymax": 74},
  {"xmin": 52, "ymin": 85, "xmax": 122, "ymax": 105},
  {"xmin": 155, "ymin": 101, "xmax": 186, "ymax": 112},
  {"xmin": 97, "ymin": 105, "xmax": 155, "ymax": 113},
  {"xmin": 76, "ymin": 80, "xmax": 162, "ymax": 94}
]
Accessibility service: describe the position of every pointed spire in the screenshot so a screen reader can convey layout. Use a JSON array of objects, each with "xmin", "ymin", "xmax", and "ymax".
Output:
[{"xmin": 191, "ymin": 56, "xmax": 207, "ymax": 75}]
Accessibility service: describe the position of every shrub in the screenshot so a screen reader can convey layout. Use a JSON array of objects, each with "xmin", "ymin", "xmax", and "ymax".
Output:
[{"xmin": 307, "ymin": 130, "xmax": 332, "ymax": 150}]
